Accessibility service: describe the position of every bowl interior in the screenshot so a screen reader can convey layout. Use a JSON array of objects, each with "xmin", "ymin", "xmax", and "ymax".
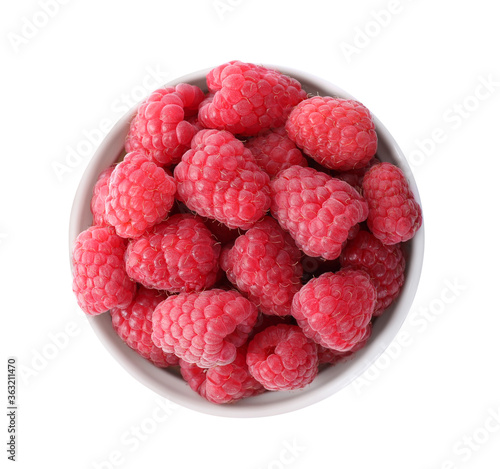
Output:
[{"xmin": 69, "ymin": 66, "xmax": 424, "ymax": 418}]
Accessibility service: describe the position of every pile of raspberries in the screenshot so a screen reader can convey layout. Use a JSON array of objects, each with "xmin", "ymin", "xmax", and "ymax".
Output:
[{"xmin": 72, "ymin": 61, "xmax": 422, "ymax": 404}]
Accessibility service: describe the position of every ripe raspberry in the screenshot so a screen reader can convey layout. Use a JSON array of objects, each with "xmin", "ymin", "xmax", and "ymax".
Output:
[
  {"xmin": 245, "ymin": 127, "xmax": 307, "ymax": 177},
  {"xmin": 125, "ymin": 214, "xmax": 220, "ymax": 293},
  {"xmin": 340, "ymin": 230, "xmax": 405, "ymax": 315},
  {"xmin": 160, "ymin": 214, "xmax": 221, "ymax": 292},
  {"xmin": 199, "ymin": 61, "xmax": 306, "ymax": 136},
  {"xmin": 124, "ymin": 221, "xmax": 171, "ymax": 290},
  {"xmin": 179, "ymin": 347, "xmax": 265, "ymax": 404},
  {"xmin": 125, "ymin": 84, "xmax": 205, "ymax": 166},
  {"xmin": 220, "ymin": 217, "xmax": 302, "ymax": 316},
  {"xmin": 72, "ymin": 225, "xmax": 136, "ymax": 315},
  {"xmin": 110, "ymin": 286, "xmax": 179, "ymax": 367},
  {"xmin": 174, "ymin": 129, "xmax": 271, "ymax": 230},
  {"xmin": 362, "ymin": 162, "xmax": 423, "ymax": 244},
  {"xmin": 246, "ymin": 324, "xmax": 318, "ymax": 391},
  {"xmin": 90, "ymin": 166, "xmax": 114, "ymax": 226},
  {"xmin": 318, "ymin": 324, "xmax": 372, "ymax": 365},
  {"xmin": 270, "ymin": 165, "xmax": 369, "ymax": 260},
  {"xmin": 151, "ymin": 289, "xmax": 258, "ymax": 368},
  {"xmin": 291, "ymin": 269, "xmax": 376, "ymax": 352},
  {"xmin": 300, "ymin": 255, "xmax": 341, "ymax": 284},
  {"xmin": 286, "ymin": 96, "xmax": 377, "ymax": 170},
  {"xmin": 104, "ymin": 152, "xmax": 176, "ymax": 239}
]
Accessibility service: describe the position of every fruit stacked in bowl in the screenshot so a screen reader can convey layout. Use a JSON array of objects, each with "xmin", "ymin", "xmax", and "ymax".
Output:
[{"xmin": 70, "ymin": 61, "xmax": 423, "ymax": 415}]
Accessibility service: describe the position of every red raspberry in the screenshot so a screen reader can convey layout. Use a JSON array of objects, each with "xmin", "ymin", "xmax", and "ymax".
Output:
[
  {"xmin": 179, "ymin": 347, "xmax": 265, "ymax": 404},
  {"xmin": 72, "ymin": 225, "xmax": 136, "ymax": 315},
  {"xmin": 318, "ymin": 324, "xmax": 372, "ymax": 365},
  {"xmin": 110, "ymin": 286, "xmax": 179, "ymax": 367},
  {"xmin": 199, "ymin": 61, "xmax": 306, "ymax": 136},
  {"xmin": 340, "ymin": 230, "xmax": 405, "ymax": 315},
  {"xmin": 125, "ymin": 221, "xmax": 171, "ymax": 290},
  {"xmin": 362, "ymin": 162, "xmax": 423, "ymax": 244},
  {"xmin": 270, "ymin": 165, "xmax": 368, "ymax": 260},
  {"xmin": 220, "ymin": 217, "xmax": 302, "ymax": 317},
  {"xmin": 103, "ymin": 152, "xmax": 176, "ymax": 239},
  {"xmin": 246, "ymin": 324, "xmax": 318, "ymax": 391},
  {"xmin": 178, "ymin": 360, "xmax": 206, "ymax": 399},
  {"xmin": 125, "ymin": 84, "xmax": 204, "ymax": 166},
  {"xmin": 174, "ymin": 129, "xmax": 271, "ymax": 230},
  {"xmin": 291, "ymin": 269, "xmax": 376, "ymax": 352},
  {"xmin": 151, "ymin": 289, "xmax": 258, "ymax": 368},
  {"xmin": 245, "ymin": 127, "xmax": 307, "ymax": 177},
  {"xmin": 286, "ymin": 97, "xmax": 377, "ymax": 170},
  {"xmin": 90, "ymin": 166, "xmax": 114, "ymax": 226},
  {"xmin": 125, "ymin": 214, "xmax": 220, "ymax": 293}
]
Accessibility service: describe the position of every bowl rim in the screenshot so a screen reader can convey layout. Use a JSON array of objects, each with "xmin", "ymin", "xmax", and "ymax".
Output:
[{"xmin": 68, "ymin": 64, "xmax": 425, "ymax": 418}]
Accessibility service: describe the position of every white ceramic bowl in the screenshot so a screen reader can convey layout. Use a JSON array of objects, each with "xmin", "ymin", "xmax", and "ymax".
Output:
[{"xmin": 69, "ymin": 65, "xmax": 424, "ymax": 418}]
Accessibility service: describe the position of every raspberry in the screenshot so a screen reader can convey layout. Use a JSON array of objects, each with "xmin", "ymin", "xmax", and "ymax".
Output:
[
  {"xmin": 124, "ymin": 221, "xmax": 171, "ymax": 290},
  {"xmin": 72, "ymin": 225, "xmax": 136, "ymax": 316},
  {"xmin": 90, "ymin": 166, "xmax": 113, "ymax": 226},
  {"xmin": 340, "ymin": 230, "xmax": 405, "ymax": 315},
  {"xmin": 270, "ymin": 165, "xmax": 369, "ymax": 260},
  {"xmin": 291, "ymin": 269, "xmax": 376, "ymax": 352},
  {"xmin": 125, "ymin": 84, "xmax": 204, "ymax": 166},
  {"xmin": 110, "ymin": 286, "xmax": 179, "ymax": 367},
  {"xmin": 362, "ymin": 162, "xmax": 423, "ymax": 244},
  {"xmin": 286, "ymin": 97, "xmax": 377, "ymax": 170},
  {"xmin": 245, "ymin": 127, "xmax": 307, "ymax": 177},
  {"xmin": 174, "ymin": 129, "xmax": 271, "ymax": 230},
  {"xmin": 103, "ymin": 152, "xmax": 176, "ymax": 239},
  {"xmin": 246, "ymin": 324, "xmax": 318, "ymax": 391},
  {"xmin": 199, "ymin": 61, "xmax": 306, "ymax": 136},
  {"xmin": 151, "ymin": 289, "xmax": 258, "ymax": 368},
  {"xmin": 160, "ymin": 214, "xmax": 221, "ymax": 292},
  {"xmin": 220, "ymin": 217, "xmax": 302, "ymax": 316},
  {"xmin": 318, "ymin": 324, "xmax": 372, "ymax": 364},
  {"xmin": 125, "ymin": 214, "xmax": 220, "ymax": 293},
  {"xmin": 179, "ymin": 346, "xmax": 265, "ymax": 404},
  {"xmin": 178, "ymin": 360, "xmax": 206, "ymax": 399}
]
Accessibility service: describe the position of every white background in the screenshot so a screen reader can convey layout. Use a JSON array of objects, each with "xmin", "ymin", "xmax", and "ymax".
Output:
[{"xmin": 2, "ymin": 0, "xmax": 500, "ymax": 468}]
